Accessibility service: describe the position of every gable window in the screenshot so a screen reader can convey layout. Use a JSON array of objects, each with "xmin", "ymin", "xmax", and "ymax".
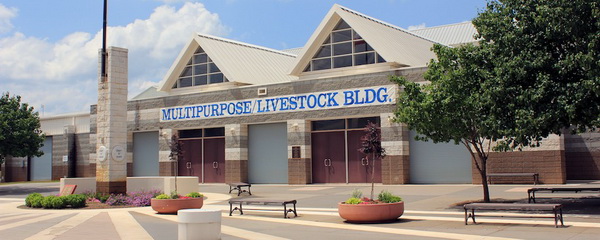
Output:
[
  {"xmin": 172, "ymin": 47, "xmax": 228, "ymax": 89},
  {"xmin": 303, "ymin": 20, "xmax": 386, "ymax": 72}
]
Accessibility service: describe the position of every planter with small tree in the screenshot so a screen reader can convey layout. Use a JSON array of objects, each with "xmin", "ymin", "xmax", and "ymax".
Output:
[
  {"xmin": 150, "ymin": 133, "xmax": 204, "ymax": 214},
  {"xmin": 337, "ymin": 121, "xmax": 404, "ymax": 223}
]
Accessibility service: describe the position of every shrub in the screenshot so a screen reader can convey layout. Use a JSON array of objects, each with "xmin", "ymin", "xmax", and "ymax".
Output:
[
  {"xmin": 41, "ymin": 196, "xmax": 65, "ymax": 209},
  {"xmin": 170, "ymin": 191, "xmax": 180, "ymax": 199},
  {"xmin": 185, "ymin": 192, "xmax": 203, "ymax": 198},
  {"xmin": 127, "ymin": 190, "xmax": 162, "ymax": 206},
  {"xmin": 155, "ymin": 194, "xmax": 171, "ymax": 199},
  {"xmin": 377, "ymin": 190, "xmax": 402, "ymax": 203},
  {"xmin": 63, "ymin": 194, "xmax": 87, "ymax": 208},
  {"xmin": 351, "ymin": 189, "xmax": 363, "ymax": 199},
  {"xmin": 25, "ymin": 193, "xmax": 43, "ymax": 208},
  {"xmin": 345, "ymin": 197, "xmax": 363, "ymax": 204},
  {"xmin": 105, "ymin": 194, "xmax": 129, "ymax": 206}
]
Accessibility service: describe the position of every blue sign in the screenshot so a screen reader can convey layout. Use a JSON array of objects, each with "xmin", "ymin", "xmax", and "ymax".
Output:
[{"xmin": 160, "ymin": 85, "xmax": 396, "ymax": 122}]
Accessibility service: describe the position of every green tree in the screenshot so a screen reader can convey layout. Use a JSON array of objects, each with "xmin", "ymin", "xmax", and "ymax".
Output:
[
  {"xmin": 0, "ymin": 93, "xmax": 45, "ymax": 165},
  {"xmin": 392, "ymin": 0, "xmax": 599, "ymax": 202}
]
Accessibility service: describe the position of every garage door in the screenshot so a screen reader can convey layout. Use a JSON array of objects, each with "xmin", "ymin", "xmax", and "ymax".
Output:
[
  {"xmin": 133, "ymin": 131, "xmax": 159, "ymax": 176},
  {"xmin": 248, "ymin": 123, "xmax": 288, "ymax": 183},
  {"xmin": 409, "ymin": 131, "xmax": 472, "ymax": 183},
  {"xmin": 31, "ymin": 137, "xmax": 52, "ymax": 181}
]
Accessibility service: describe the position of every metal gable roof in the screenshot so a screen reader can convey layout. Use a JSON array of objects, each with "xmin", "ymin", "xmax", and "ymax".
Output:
[
  {"xmin": 410, "ymin": 22, "xmax": 478, "ymax": 46},
  {"xmin": 158, "ymin": 33, "xmax": 298, "ymax": 92},
  {"xmin": 289, "ymin": 4, "xmax": 442, "ymax": 76}
]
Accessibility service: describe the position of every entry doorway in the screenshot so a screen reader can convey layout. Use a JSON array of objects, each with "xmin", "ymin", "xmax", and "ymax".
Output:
[
  {"xmin": 311, "ymin": 117, "xmax": 381, "ymax": 183},
  {"xmin": 178, "ymin": 128, "xmax": 225, "ymax": 183}
]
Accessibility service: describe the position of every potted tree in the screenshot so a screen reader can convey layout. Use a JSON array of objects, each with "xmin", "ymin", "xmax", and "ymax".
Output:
[
  {"xmin": 338, "ymin": 121, "xmax": 404, "ymax": 223},
  {"xmin": 151, "ymin": 133, "xmax": 204, "ymax": 214}
]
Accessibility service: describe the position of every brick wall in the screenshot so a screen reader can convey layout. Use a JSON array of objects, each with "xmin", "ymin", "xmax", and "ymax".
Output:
[
  {"xmin": 565, "ymin": 131, "xmax": 600, "ymax": 180},
  {"xmin": 472, "ymin": 150, "xmax": 566, "ymax": 184}
]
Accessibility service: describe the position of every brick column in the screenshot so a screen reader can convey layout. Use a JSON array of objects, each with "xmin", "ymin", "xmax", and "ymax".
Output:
[
  {"xmin": 380, "ymin": 113, "xmax": 410, "ymax": 184},
  {"xmin": 225, "ymin": 124, "xmax": 248, "ymax": 183},
  {"xmin": 287, "ymin": 119, "xmax": 311, "ymax": 184},
  {"xmin": 95, "ymin": 47, "xmax": 128, "ymax": 194}
]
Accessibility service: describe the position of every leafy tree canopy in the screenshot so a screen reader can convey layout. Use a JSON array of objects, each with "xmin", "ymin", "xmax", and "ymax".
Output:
[
  {"xmin": 392, "ymin": 0, "xmax": 599, "ymax": 202},
  {"xmin": 474, "ymin": 0, "xmax": 600, "ymax": 141},
  {"xmin": 0, "ymin": 92, "xmax": 45, "ymax": 164}
]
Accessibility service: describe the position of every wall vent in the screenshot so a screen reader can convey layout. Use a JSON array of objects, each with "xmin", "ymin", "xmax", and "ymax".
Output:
[{"xmin": 257, "ymin": 88, "xmax": 267, "ymax": 96}]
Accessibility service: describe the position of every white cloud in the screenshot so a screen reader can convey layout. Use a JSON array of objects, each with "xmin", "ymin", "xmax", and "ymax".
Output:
[
  {"xmin": 0, "ymin": 2, "xmax": 229, "ymax": 115},
  {"xmin": 408, "ymin": 23, "xmax": 427, "ymax": 31},
  {"xmin": 0, "ymin": 4, "xmax": 17, "ymax": 34}
]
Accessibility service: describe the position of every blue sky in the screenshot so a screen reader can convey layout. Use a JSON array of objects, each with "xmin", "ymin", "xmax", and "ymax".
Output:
[{"xmin": 0, "ymin": 0, "xmax": 486, "ymax": 115}]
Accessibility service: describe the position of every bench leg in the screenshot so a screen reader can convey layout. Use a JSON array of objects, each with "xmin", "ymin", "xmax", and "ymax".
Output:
[
  {"xmin": 293, "ymin": 203, "xmax": 297, "ymax": 217},
  {"xmin": 239, "ymin": 202, "xmax": 244, "ymax": 215},
  {"xmin": 229, "ymin": 203, "xmax": 233, "ymax": 216},
  {"xmin": 465, "ymin": 209, "xmax": 476, "ymax": 225},
  {"xmin": 528, "ymin": 191, "xmax": 537, "ymax": 203},
  {"xmin": 554, "ymin": 208, "xmax": 564, "ymax": 228},
  {"xmin": 237, "ymin": 187, "xmax": 241, "ymax": 196},
  {"xmin": 284, "ymin": 204, "xmax": 288, "ymax": 218},
  {"xmin": 248, "ymin": 186, "xmax": 252, "ymax": 195}
]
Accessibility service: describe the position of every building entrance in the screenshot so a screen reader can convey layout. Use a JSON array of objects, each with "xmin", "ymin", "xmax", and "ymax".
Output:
[
  {"xmin": 311, "ymin": 117, "xmax": 381, "ymax": 183},
  {"xmin": 178, "ymin": 128, "xmax": 225, "ymax": 183}
]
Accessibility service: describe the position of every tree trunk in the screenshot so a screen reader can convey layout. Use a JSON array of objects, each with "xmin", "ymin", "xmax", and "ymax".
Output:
[
  {"xmin": 477, "ymin": 154, "xmax": 490, "ymax": 202},
  {"xmin": 370, "ymin": 152, "xmax": 375, "ymax": 200}
]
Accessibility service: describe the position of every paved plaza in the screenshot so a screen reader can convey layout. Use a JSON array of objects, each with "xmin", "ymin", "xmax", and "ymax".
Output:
[{"xmin": 1, "ymin": 182, "xmax": 599, "ymax": 239}]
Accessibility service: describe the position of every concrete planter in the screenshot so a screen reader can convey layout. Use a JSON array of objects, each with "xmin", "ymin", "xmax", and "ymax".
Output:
[
  {"xmin": 338, "ymin": 201, "xmax": 404, "ymax": 223},
  {"xmin": 151, "ymin": 198, "xmax": 204, "ymax": 214}
]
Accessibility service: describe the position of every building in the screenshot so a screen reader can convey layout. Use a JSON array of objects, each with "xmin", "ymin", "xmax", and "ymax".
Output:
[{"xmin": 3, "ymin": 4, "xmax": 599, "ymax": 184}]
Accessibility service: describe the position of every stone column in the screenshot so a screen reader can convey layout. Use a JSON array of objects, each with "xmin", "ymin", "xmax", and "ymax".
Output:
[
  {"xmin": 225, "ymin": 124, "xmax": 248, "ymax": 183},
  {"xmin": 95, "ymin": 47, "xmax": 128, "ymax": 194},
  {"xmin": 287, "ymin": 119, "xmax": 311, "ymax": 184},
  {"xmin": 63, "ymin": 125, "xmax": 76, "ymax": 178},
  {"xmin": 380, "ymin": 113, "xmax": 410, "ymax": 184},
  {"xmin": 158, "ymin": 128, "xmax": 176, "ymax": 176}
]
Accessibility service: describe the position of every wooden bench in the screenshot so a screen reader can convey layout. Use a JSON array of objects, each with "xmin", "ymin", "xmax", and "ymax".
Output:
[
  {"xmin": 487, "ymin": 173, "xmax": 539, "ymax": 185},
  {"xmin": 227, "ymin": 182, "xmax": 252, "ymax": 196},
  {"xmin": 229, "ymin": 198, "xmax": 297, "ymax": 218},
  {"xmin": 528, "ymin": 187, "xmax": 600, "ymax": 203},
  {"xmin": 464, "ymin": 203, "xmax": 564, "ymax": 228}
]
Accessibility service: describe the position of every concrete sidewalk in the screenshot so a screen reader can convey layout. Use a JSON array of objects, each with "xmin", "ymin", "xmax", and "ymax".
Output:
[{"xmin": 1, "ymin": 182, "xmax": 599, "ymax": 239}]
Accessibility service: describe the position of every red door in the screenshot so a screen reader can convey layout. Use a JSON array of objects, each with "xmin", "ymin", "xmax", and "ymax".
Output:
[
  {"xmin": 311, "ymin": 131, "xmax": 346, "ymax": 183},
  {"xmin": 347, "ymin": 130, "xmax": 382, "ymax": 183},
  {"xmin": 178, "ymin": 139, "xmax": 202, "ymax": 178},
  {"xmin": 203, "ymin": 138, "xmax": 225, "ymax": 183}
]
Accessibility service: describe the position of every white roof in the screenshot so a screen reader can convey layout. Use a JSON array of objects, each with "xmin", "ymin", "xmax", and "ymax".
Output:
[
  {"xmin": 290, "ymin": 4, "xmax": 441, "ymax": 76},
  {"xmin": 410, "ymin": 22, "xmax": 478, "ymax": 46},
  {"xmin": 158, "ymin": 33, "xmax": 298, "ymax": 92}
]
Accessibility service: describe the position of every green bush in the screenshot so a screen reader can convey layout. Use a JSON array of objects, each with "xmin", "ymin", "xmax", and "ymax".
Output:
[
  {"xmin": 155, "ymin": 194, "xmax": 171, "ymax": 199},
  {"xmin": 351, "ymin": 189, "xmax": 362, "ymax": 199},
  {"xmin": 25, "ymin": 193, "xmax": 43, "ymax": 208},
  {"xmin": 345, "ymin": 197, "xmax": 363, "ymax": 204},
  {"xmin": 377, "ymin": 190, "xmax": 402, "ymax": 203},
  {"xmin": 170, "ymin": 191, "xmax": 180, "ymax": 199},
  {"xmin": 41, "ymin": 196, "xmax": 66, "ymax": 209},
  {"xmin": 63, "ymin": 194, "xmax": 87, "ymax": 208},
  {"xmin": 185, "ymin": 192, "xmax": 203, "ymax": 198}
]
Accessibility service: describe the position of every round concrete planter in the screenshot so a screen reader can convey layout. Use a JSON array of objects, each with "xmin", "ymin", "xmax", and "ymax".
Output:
[
  {"xmin": 338, "ymin": 201, "xmax": 404, "ymax": 223},
  {"xmin": 151, "ymin": 198, "xmax": 204, "ymax": 214}
]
